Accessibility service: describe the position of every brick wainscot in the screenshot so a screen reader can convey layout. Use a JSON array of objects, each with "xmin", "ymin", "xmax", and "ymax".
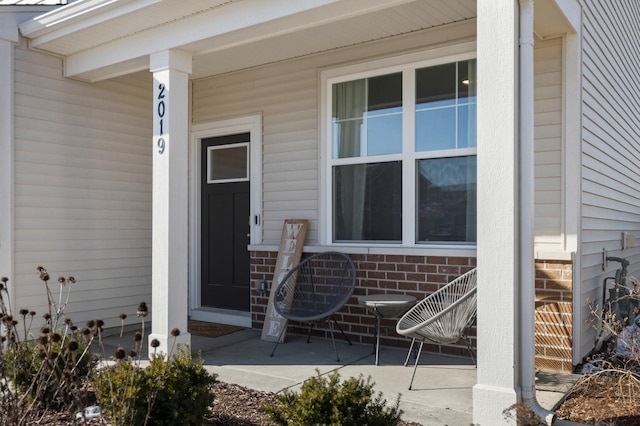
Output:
[{"xmin": 250, "ymin": 251, "xmax": 573, "ymax": 371}]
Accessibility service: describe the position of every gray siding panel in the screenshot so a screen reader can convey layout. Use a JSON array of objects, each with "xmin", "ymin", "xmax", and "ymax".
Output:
[
  {"xmin": 579, "ymin": 0, "xmax": 640, "ymax": 358},
  {"xmin": 13, "ymin": 45, "xmax": 152, "ymax": 326}
]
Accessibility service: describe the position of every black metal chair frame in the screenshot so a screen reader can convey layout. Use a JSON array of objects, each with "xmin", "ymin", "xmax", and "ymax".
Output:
[{"xmin": 269, "ymin": 251, "xmax": 356, "ymax": 361}]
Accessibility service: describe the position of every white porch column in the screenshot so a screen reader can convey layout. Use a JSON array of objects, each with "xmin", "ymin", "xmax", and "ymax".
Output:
[
  {"xmin": 473, "ymin": 0, "xmax": 521, "ymax": 424},
  {"xmin": 149, "ymin": 49, "xmax": 192, "ymax": 355},
  {"xmin": 0, "ymin": 34, "xmax": 16, "ymax": 299}
]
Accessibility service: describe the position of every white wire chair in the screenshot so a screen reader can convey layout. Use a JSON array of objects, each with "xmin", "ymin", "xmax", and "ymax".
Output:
[
  {"xmin": 396, "ymin": 268, "xmax": 477, "ymax": 389},
  {"xmin": 269, "ymin": 251, "xmax": 356, "ymax": 361}
]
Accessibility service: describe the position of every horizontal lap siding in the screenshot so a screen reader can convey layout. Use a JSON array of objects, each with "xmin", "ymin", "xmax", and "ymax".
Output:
[
  {"xmin": 192, "ymin": 22, "xmax": 476, "ymax": 246},
  {"xmin": 13, "ymin": 45, "xmax": 153, "ymax": 328},
  {"xmin": 579, "ymin": 0, "xmax": 640, "ymax": 358},
  {"xmin": 534, "ymin": 37, "xmax": 563, "ymax": 250}
]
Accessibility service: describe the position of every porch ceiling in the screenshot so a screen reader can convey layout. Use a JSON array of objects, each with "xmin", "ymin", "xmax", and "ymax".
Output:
[{"xmin": 19, "ymin": 0, "xmax": 477, "ymax": 82}]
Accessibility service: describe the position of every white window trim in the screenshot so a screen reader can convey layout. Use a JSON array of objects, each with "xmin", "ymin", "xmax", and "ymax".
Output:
[
  {"xmin": 206, "ymin": 142, "xmax": 250, "ymax": 184},
  {"xmin": 320, "ymin": 48, "xmax": 477, "ymax": 248}
]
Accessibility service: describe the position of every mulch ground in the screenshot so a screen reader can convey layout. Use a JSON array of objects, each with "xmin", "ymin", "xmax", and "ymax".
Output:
[
  {"xmin": 555, "ymin": 373, "xmax": 640, "ymax": 425},
  {"xmin": 205, "ymin": 382, "xmax": 422, "ymax": 425},
  {"xmin": 29, "ymin": 381, "xmax": 423, "ymax": 425}
]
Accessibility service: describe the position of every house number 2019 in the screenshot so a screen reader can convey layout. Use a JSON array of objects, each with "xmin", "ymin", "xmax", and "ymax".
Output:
[{"xmin": 156, "ymin": 83, "xmax": 166, "ymax": 155}]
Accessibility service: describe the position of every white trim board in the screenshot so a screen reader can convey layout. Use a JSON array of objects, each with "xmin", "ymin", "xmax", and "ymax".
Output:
[{"xmin": 189, "ymin": 114, "xmax": 263, "ymax": 324}]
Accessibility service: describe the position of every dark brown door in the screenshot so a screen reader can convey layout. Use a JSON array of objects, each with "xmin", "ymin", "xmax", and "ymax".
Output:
[{"xmin": 201, "ymin": 133, "xmax": 250, "ymax": 311}]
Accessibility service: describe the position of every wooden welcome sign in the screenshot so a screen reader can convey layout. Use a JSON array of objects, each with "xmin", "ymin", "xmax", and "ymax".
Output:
[{"xmin": 261, "ymin": 219, "xmax": 308, "ymax": 342}]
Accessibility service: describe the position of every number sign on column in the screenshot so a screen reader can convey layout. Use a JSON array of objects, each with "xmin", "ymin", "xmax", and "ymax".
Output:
[{"xmin": 156, "ymin": 83, "xmax": 166, "ymax": 155}]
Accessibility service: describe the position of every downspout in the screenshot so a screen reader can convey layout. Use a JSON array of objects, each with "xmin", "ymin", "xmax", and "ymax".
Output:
[{"xmin": 518, "ymin": 0, "xmax": 557, "ymax": 424}]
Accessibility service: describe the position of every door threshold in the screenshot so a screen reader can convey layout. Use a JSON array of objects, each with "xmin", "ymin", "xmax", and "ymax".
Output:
[{"xmin": 190, "ymin": 308, "xmax": 251, "ymax": 328}]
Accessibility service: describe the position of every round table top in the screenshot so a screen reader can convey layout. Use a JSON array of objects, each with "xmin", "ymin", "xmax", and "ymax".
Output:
[{"xmin": 357, "ymin": 294, "xmax": 417, "ymax": 318}]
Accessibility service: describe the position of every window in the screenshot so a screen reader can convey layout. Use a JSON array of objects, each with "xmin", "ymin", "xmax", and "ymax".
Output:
[
  {"xmin": 206, "ymin": 143, "xmax": 249, "ymax": 183},
  {"xmin": 326, "ymin": 57, "xmax": 476, "ymax": 245}
]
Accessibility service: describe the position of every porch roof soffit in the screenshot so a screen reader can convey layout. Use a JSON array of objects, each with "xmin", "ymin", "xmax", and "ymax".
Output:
[
  {"xmin": 16, "ymin": 0, "xmax": 576, "ymax": 83},
  {"xmin": 534, "ymin": 0, "xmax": 579, "ymax": 38},
  {"xmin": 17, "ymin": 0, "xmax": 478, "ymax": 82}
]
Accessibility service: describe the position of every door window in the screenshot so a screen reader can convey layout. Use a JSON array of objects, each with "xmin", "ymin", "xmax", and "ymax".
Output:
[{"xmin": 207, "ymin": 143, "xmax": 249, "ymax": 183}]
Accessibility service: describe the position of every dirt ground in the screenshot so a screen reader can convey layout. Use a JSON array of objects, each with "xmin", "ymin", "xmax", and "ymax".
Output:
[{"xmin": 554, "ymin": 370, "xmax": 640, "ymax": 425}]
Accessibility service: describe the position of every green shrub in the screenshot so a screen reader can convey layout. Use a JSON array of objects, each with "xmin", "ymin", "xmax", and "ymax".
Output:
[
  {"xmin": 6, "ymin": 333, "xmax": 94, "ymax": 409},
  {"xmin": 142, "ymin": 346, "xmax": 217, "ymax": 426},
  {"xmin": 264, "ymin": 369, "xmax": 402, "ymax": 426},
  {"xmin": 93, "ymin": 360, "xmax": 147, "ymax": 425},
  {"xmin": 94, "ymin": 345, "xmax": 217, "ymax": 426}
]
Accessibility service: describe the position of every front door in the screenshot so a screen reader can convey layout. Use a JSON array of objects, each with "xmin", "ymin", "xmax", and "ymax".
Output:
[{"xmin": 201, "ymin": 133, "xmax": 250, "ymax": 311}]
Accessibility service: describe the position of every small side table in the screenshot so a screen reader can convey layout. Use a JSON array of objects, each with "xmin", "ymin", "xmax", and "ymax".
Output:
[{"xmin": 358, "ymin": 294, "xmax": 417, "ymax": 365}]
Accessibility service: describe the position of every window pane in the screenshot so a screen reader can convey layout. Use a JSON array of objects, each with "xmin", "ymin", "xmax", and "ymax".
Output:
[
  {"xmin": 458, "ymin": 59, "xmax": 476, "ymax": 100},
  {"xmin": 332, "ymin": 73, "xmax": 402, "ymax": 158},
  {"xmin": 416, "ymin": 62, "xmax": 456, "ymax": 104},
  {"xmin": 416, "ymin": 106, "xmax": 456, "ymax": 151},
  {"xmin": 457, "ymin": 104, "xmax": 477, "ymax": 149},
  {"xmin": 333, "ymin": 79, "xmax": 366, "ymax": 158},
  {"xmin": 415, "ymin": 60, "xmax": 477, "ymax": 152},
  {"xmin": 334, "ymin": 162, "xmax": 402, "ymax": 241},
  {"xmin": 368, "ymin": 73, "xmax": 402, "ymax": 111},
  {"xmin": 417, "ymin": 156, "xmax": 476, "ymax": 243},
  {"xmin": 366, "ymin": 73, "xmax": 402, "ymax": 155},
  {"xmin": 208, "ymin": 145, "xmax": 247, "ymax": 182},
  {"xmin": 366, "ymin": 107, "xmax": 402, "ymax": 155}
]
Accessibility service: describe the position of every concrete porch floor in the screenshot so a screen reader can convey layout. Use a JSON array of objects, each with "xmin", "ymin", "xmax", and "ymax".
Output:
[{"xmin": 101, "ymin": 328, "xmax": 573, "ymax": 426}]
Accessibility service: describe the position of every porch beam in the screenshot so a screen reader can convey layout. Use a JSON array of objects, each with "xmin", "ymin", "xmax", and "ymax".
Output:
[
  {"xmin": 148, "ymin": 49, "xmax": 192, "ymax": 356},
  {"xmin": 57, "ymin": 0, "xmax": 410, "ymax": 81},
  {"xmin": 473, "ymin": 0, "xmax": 521, "ymax": 424}
]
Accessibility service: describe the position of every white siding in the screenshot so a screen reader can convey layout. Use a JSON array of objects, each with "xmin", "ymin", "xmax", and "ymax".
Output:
[
  {"xmin": 578, "ymin": 0, "xmax": 640, "ymax": 358},
  {"xmin": 192, "ymin": 21, "xmax": 476, "ymax": 245},
  {"xmin": 534, "ymin": 37, "xmax": 563, "ymax": 250},
  {"xmin": 13, "ymin": 43, "xmax": 153, "ymax": 327}
]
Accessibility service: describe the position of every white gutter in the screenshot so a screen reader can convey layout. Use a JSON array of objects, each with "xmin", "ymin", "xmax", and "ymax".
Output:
[{"xmin": 518, "ymin": 0, "xmax": 557, "ymax": 424}]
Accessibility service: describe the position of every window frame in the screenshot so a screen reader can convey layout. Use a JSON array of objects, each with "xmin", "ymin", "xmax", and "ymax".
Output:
[
  {"xmin": 320, "ymin": 50, "xmax": 477, "ymax": 248},
  {"xmin": 206, "ymin": 142, "xmax": 250, "ymax": 184}
]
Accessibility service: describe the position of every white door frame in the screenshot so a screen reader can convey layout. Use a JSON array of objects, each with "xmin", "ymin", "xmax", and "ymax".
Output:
[{"xmin": 189, "ymin": 114, "xmax": 262, "ymax": 326}]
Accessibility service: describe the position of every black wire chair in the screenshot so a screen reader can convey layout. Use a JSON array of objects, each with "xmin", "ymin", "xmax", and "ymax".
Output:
[{"xmin": 269, "ymin": 251, "xmax": 356, "ymax": 361}]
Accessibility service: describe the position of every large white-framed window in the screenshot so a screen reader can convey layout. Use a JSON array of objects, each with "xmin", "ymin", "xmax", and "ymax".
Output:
[{"xmin": 322, "ymin": 53, "xmax": 476, "ymax": 246}]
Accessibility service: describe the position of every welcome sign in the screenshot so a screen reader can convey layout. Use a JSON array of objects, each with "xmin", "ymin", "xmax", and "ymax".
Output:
[{"xmin": 261, "ymin": 219, "xmax": 308, "ymax": 342}]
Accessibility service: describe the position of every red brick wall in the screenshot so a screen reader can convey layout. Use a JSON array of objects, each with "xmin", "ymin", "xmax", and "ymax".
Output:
[
  {"xmin": 251, "ymin": 251, "xmax": 574, "ymax": 370},
  {"xmin": 534, "ymin": 260, "xmax": 573, "ymax": 372},
  {"xmin": 250, "ymin": 251, "xmax": 476, "ymax": 359}
]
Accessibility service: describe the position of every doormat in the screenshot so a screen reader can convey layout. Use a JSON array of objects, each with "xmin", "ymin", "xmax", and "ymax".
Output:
[{"xmin": 187, "ymin": 320, "xmax": 245, "ymax": 338}]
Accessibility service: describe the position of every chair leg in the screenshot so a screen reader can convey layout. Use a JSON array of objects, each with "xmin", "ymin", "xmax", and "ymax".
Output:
[
  {"xmin": 374, "ymin": 315, "xmax": 381, "ymax": 366},
  {"xmin": 408, "ymin": 340, "xmax": 424, "ymax": 390},
  {"xmin": 328, "ymin": 320, "xmax": 340, "ymax": 362},
  {"xmin": 464, "ymin": 335, "xmax": 477, "ymax": 366},
  {"xmin": 269, "ymin": 322, "xmax": 288, "ymax": 357},
  {"xmin": 404, "ymin": 338, "xmax": 417, "ymax": 367},
  {"xmin": 332, "ymin": 319, "xmax": 352, "ymax": 346},
  {"xmin": 306, "ymin": 324, "xmax": 314, "ymax": 343}
]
